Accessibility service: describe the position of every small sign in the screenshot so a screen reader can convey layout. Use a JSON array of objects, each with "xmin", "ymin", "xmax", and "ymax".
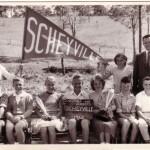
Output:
[{"xmin": 63, "ymin": 99, "xmax": 94, "ymax": 120}]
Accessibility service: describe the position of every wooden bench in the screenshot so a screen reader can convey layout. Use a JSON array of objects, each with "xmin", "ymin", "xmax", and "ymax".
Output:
[{"xmin": 28, "ymin": 110, "xmax": 71, "ymax": 144}]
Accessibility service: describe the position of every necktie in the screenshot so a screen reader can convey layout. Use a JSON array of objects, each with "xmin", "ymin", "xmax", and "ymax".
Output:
[{"xmin": 147, "ymin": 52, "xmax": 150, "ymax": 71}]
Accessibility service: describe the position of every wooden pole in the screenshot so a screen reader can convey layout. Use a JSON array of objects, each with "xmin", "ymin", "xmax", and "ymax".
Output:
[{"xmin": 61, "ymin": 57, "xmax": 65, "ymax": 75}]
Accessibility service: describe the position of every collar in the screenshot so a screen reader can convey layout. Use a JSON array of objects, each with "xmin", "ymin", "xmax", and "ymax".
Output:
[
  {"xmin": 12, "ymin": 91, "xmax": 25, "ymax": 97},
  {"xmin": 120, "ymin": 92, "xmax": 133, "ymax": 98},
  {"xmin": 70, "ymin": 90, "xmax": 84, "ymax": 97}
]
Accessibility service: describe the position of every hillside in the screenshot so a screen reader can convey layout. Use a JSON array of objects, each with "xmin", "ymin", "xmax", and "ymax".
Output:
[{"xmin": 0, "ymin": 16, "xmax": 141, "ymax": 62}]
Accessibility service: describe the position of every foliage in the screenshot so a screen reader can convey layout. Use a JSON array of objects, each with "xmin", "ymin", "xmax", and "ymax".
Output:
[{"xmin": 109, "ymin": 5, "xmax": 145, "ymax": 60}]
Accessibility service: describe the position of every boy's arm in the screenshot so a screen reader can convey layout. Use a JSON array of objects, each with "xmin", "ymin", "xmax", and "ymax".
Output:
[
  {"xmin": 0, "ymin": 107, "xmax": 5, "ymax": 119},
  {"xmin": 20, "ymin": 95, "xmax": 33, "ymax": 119},
  {"xmin": 55, "ymin": 95, "xmax": 63, "ymax": 119},
  {"xmin": 6, "ymin": 96, "xmax": 14, "ymax": 119}
]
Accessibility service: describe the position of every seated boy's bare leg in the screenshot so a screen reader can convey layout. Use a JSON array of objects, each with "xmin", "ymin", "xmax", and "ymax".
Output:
[
  {"xmin": 48, "ymin": 126, "xmax": 56, "ymax": 144},
  {"xmin": 130, "ymin": 121, "xmax": 138, "ymax": 143},
  {"xmin": 0, "ymin": 120, "xmax": 5, "ymax": 137},
  {"xmin": 100, "ymin": 132, "xmax": 105, "ymax": 143},
  {"xmin": 105, "ymin": 132, "xmax": 110, "ymax": 143},
  {"xmin": 15, "ymin": 120, "xmax": 28, "ymax": 144},
  {"xmin": 6, "ymin": 120, "xmax": 15, "ymax": 144},
  {"xmin": 138, "ymin": 118, "xmax": 150, "ymax": 142},
  {"xmin": 118, "ymin": 118, "xmax": 130, "ymax": 143},
  {"xmin": 69, "ymin": 119, "xmax": 77, "ymax": 143},
  {"xmin": 81, "ymin": 119, "xmax": 90, "ymax": 144},
  {"xmin": 41, "ymin": 127, "xmax": 49, "ymax": 144}
]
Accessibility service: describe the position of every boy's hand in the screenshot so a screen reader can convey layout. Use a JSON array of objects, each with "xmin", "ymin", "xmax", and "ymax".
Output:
[
  {"xmin": 42, "ymin": 114, "xmax": 50, "ymax": 120},
  {"xmin": 12, "ymin": 116, "xmax": 21, "ymax": 123},
  {"xmin": 51, "ymin": 116, "xmax": 57, "ymax": 120}
]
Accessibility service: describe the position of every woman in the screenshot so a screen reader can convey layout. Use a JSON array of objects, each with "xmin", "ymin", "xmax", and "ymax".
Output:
[{"xmin": 89, "ymin": 74, "xmax": 117, "ymax": 144}]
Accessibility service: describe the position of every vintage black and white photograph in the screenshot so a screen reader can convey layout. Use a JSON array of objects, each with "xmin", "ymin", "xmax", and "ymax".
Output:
[{"xmin": 0, "ymin": 1, "xmax": 150, "ymax": 149}]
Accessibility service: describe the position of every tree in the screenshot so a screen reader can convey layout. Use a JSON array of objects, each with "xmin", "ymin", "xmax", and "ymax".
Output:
[
  {"xmin": 109, "ymin": 5, "xmax": 144, "ymax": 61},
  {"xmin": 55, "ymin": 5, "xmax": 89, "ymax": 37}
]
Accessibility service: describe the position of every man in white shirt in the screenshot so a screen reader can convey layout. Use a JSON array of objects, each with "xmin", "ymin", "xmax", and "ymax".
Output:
[{"xmin": 136, "ymin": 76, "xmax": 150, "ymax": 143}]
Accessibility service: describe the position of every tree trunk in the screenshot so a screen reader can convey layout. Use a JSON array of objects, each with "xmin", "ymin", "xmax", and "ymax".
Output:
[
  {"xmin": 61, "ymin": 57, "xmax": 65, "ymax": 75},
  {"xmin": 147, "ymin": 17, "xmax": 150, "ymax": 34},
  {"xmin": 139, "ymin": 5, "xmax": 142, "ymax": 53},
  {"xmin": 132, "ymin": 29, "xmax": 136, "ymax": 63}
]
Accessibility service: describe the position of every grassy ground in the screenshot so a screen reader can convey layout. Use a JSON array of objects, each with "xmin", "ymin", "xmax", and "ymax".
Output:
[
  {"xmin": 0, "ymin": 16, "xmax": 138, "ymax": 61},
  {"xmin": 0, "ymin": 15, "xmax": 135, "ymax": 95}
]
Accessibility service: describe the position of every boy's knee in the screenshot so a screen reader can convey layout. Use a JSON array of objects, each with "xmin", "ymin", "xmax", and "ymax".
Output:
[
  {"xmin": 81, "ymin": 119, "xmax": 90, "ymax": 128},
  {"xmin": 15, "ymin": 121, "xmax": 26, "ymax": 131},
  {"xmin": 69, "ymin": 119, "xmax": 76, "ymax": 129},
  {"xmin": 122, "ymin": 119, "xmax": 130, "ymax": 126},
  {"xmin": 0, "ymin": 120, "xmax": 5, "ymax": 127}
]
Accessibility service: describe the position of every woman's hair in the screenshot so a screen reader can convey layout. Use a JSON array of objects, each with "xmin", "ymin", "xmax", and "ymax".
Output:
[
  {"xmin": 114, "ymin": 53, "xmax": 128, "ymax": 66},
  {"xmin": 90, "ymin": 74, "xmax": 105, "ymax": 91}
]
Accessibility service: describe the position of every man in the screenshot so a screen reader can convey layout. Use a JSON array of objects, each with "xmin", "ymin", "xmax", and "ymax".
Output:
[
  {"xmin": 136, "ymin": 76, "xmax": 150, "ymax": 143},
  {"xmin": 133, "ymin": 34, "xmax": 150, "ymax": 95}
]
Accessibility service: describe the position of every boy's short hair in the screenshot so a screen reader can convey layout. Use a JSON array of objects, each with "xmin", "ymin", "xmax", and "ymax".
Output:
[
  {"xmin": 45, "ymin": 76, "xmax": 56, "ymax": 83},
  {"xmin": 142, "ymin": 76, "xmax": 150, "ymax": 84},
  {"xmin": 13, "ymin": 77, "xmax": 24, "ymax": 84},
  {"xmin": 114, "ymin": 53, "xmax": 127, "ymax": 65},
  {"xmin": 91, "ymin": 74, "xmax": 105, "ymax": 91},
  {"xmin": 121, "ymin": 76, "xmax": 132, "ymax": 84},
  {"xmin": 72, "ymin": 73, "xmax": 83, "ymax": 82},
  {"xmin": 143, "ymin": 34, "xmax": 150, "ymax": 41}
]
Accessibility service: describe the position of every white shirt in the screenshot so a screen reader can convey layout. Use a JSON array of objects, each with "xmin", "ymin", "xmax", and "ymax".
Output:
[{"xmin": 135, "ymin": 91, "xmax": 150, "ymax": 112}]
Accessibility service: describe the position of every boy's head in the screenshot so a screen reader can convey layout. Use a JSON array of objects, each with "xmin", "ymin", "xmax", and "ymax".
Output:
[
  {"xmin": 143, "ymin": 34, "xmax": 150, "ymax": 52},
  {"xmin": 45, "ymin": 76, "xmax": 56, "ymax": 94},
  {"xmin": 142, "ymin": 76, "xmax": 150, "ymax": 92},
  {"xmin": 114, "ymin": 53, "xmax": 127, "ymax": 68},
  {"xmin": 13, "ymin": 77, "xmax": 24, "ymax": 92},
  {"xmin": 120, "ymin": 76, "xmax": 132, "ymax": 93},
  {"xmin": 91, "ymin": 74, "xmax": 105, "ymax": 91},
  {"xmin": 72, "ymin": 73, "xmax": 83, "ymax": 94}
]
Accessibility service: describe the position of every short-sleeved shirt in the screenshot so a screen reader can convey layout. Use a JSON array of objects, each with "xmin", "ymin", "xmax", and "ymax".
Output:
[
  {"xmin": 115, "ymin": 92, "xmax": 136, "ymax": 117},
  {"xmin": 38, "ymin": 92, "xmax": 62, "ymax": 115},
  {"xmin": 108, "ymin": 66, "xmax": 132, "ymax": 94},
  {"xmin": 135, "ymin": 91, "xmax": 150, "ymax": 112},
  {"xmin": 7, "ymin": 91, "xmax": 33, "ymax": 116}
]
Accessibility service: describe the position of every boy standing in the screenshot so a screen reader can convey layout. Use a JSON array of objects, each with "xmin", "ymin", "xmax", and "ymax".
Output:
[
  {"xmin": 6, "ymin": 77, "xmax": 33, "ymax": 144},
  {"xmin": 63, "ymin": 73, "xmax": 90, "ymax": 144}
]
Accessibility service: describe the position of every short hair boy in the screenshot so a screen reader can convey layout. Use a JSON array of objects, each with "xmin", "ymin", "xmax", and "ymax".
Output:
[
  {"xmin": 6, "ymin": 77, "xmax": 33, "ymax": 144},
  {"xmin": 63, "ymin": 73, "xmax": 90, "ymax": 144}
]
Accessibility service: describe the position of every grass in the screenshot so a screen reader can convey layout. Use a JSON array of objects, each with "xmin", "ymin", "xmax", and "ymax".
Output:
[{"xmin": 0, "ymin": 15, "xmax": 136, "ymax": 95}]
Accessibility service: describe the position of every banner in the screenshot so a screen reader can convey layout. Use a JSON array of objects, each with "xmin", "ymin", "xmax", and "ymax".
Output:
[{"xmin": 22, "ymin": 7, "xmax": 102, "ymax": 61}]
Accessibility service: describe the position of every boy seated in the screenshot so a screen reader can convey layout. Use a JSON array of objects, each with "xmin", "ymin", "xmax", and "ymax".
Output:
[
  {"xmin": 115, "ymin": 76, "xmax": 138, "ymax": 143},
  {"xmin": 6, "ymin": 77, "xmax": 33, "ymax": 144},
  {"xmin": 32, "ymin": 76, "xmax": 66, "ymax": 144},
  {"xmin": 136, "ymin": 76, "xmax": 150, "ymax": 143},
  {"xmin": 62, "ymin": 73, "xmax": 90, "ymax": 144}
]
